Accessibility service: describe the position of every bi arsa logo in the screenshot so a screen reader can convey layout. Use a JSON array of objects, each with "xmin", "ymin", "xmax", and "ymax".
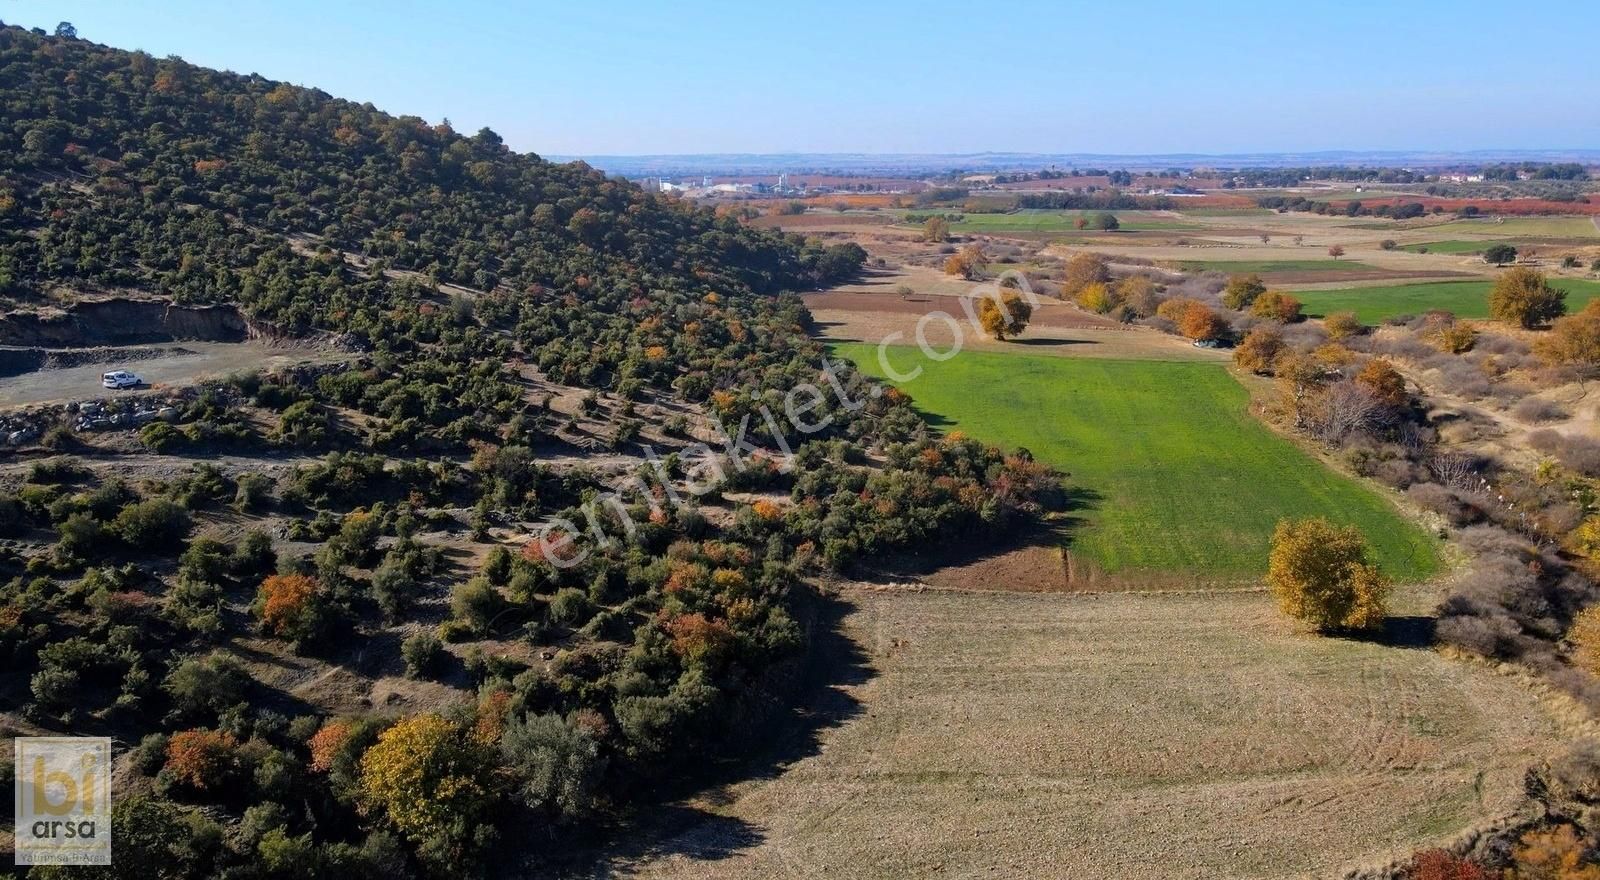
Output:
[{"xmin": 13, "ymin": 737, "xmax": 112, "ymax": 866}]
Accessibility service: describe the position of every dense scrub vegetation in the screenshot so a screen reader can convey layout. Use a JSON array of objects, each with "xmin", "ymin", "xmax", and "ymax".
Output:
[{"xmin": 0, "ymin": 24, "xmax": 1057, "ymax": 879}]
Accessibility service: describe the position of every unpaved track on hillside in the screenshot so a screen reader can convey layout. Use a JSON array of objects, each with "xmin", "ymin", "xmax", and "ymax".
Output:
[{"xmin": 602, "ymin": 588, "xmax": 1562, "ymax": 880}]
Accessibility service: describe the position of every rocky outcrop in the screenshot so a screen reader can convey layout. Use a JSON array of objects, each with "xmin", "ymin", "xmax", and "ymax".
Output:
[{"xmin": 0, "ymin": 298, "xmax": 249, "ymax": 347}]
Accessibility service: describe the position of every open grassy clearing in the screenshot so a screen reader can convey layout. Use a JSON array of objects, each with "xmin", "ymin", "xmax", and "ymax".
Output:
[
  {"xmin": 612, "ymin": 588, "xmax": 1562, "ymax": 880},
  {"xmin": 1301, "ymin": 278, "xmax": 1600, "ymax": 323},
  {"xmin": 835, "ymin": 344, "xmax": 1438, "ymax": 580},
  {"xmin": 1382, "ymin": 217, "xmax": 1600, "ymax": 238}
]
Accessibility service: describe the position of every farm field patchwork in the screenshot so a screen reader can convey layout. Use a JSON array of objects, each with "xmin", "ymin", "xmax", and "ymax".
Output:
[
  {"xmin": 617, "ymin": 588, "xmax": 1561, "ymax": 880},
  {"xmin": 1300, "ymin": 278, "xmax": 1600, "ymax": 323},
  {"xmin": 923, "ymin": 209, "xmax": 1203, "ymax": 234},
  {"xmin": 834, "ymin": 344, "xmax": 1439, "ymax": 579}
]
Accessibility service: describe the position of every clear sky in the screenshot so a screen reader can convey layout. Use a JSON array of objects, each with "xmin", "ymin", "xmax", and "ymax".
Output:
[{"xmin": 6, "ymin": 0, "xmax": 1598, "ymax": 157}]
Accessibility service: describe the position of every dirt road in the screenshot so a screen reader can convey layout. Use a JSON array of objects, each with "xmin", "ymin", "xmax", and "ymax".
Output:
[{"xmin": 0, "ymin": 341, "xmax": 351, "ymax": 408}]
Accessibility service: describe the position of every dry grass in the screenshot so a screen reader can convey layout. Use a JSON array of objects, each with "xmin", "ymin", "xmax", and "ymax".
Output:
[{"xmin": 605, "ymin": 587, "xmax": 1562, "ymax": 880}]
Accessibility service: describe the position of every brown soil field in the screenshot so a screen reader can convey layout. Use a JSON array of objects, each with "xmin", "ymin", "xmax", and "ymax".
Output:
[{"xmin": 595, "ymin": 587, "xmax": 1565, "ymax": 880}]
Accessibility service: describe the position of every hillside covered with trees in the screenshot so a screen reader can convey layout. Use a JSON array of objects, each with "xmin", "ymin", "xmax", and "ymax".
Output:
[{"xmin": 0, "ymin": 23, "xmax": 1061, "ymax": 879}]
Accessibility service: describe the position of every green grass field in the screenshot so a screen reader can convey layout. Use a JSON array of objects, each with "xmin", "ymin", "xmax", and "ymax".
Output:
[
  {"xmin": 929, "ymin": 210, "xmax": 1201, "ymax": 234},
  {"xmin": 1300, "ymin": 278, "xmax": 1600, "ymax": 323},
  {"xmin": 1421, "ymin": 217, "xmax": 1600, "ymax": 238},
  {"xmin": 1400, "ymin": 240, "xmax": 1495, "ymax": 254},
  {"xmin": 834, "ymin": 344, "xmax": 1439, "ymax": 580},
  {"xmin": 1170, "ymin": 259, "xmax": 1381, "ymax": 274}
]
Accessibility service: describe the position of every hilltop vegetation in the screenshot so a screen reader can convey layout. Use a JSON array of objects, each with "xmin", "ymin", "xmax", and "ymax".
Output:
[{"xmin": 0, "ymin": 24, "xmax": 1061, "ymax": 878}]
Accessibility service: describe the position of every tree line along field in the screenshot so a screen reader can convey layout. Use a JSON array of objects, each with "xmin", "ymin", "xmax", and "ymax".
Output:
[
  {"xmin": 1300, "ymin": 277, "xmax": 1600, "ymax": 323},
  {"xmin": 834, "ymin": 344, "xmax": 1439, "ymax": 580},
  {"xmin": 911, "ymin": 209, "xmax": 1203, "ymax": 234}
]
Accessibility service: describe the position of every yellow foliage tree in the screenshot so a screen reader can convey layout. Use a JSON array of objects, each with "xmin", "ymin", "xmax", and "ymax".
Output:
[
  {"xmin": 1323, "ymin": 311, "xmax": 1363, "ymax": 340},
  {"xmin": 359, "ymin": 714, "xmax": 498, "ymax": 853},
  {"xmin": 1061, "ymin": 252, "xmax": 1110, "ymax": 296},
  {"xmin": 1537, "ymin": 299, "xmax": 1600, "ymax": 366},
  {"xmin": 1569, "ymin": 605, "xmax": 1600, "ymax": 677},
  {"xmin": 1075, "ymin": 282, "xmax": 1116, "ymax": 314},
  {"xmin": 1490, "ymin": 267, "xmax": 1567, "ymax": 328},
  {"xmin": 1355, "ymin": 358, "xmax": 1408, "ymax": 408},
  {"xmin": 1266, "ymin": 518, "xmax": 1389, "ymax": 631},
  {"xmin": 976, "ymin": 291, "xmax": 1033, "ymax": 340},
  {"xmin": 1249, "ymin": 290, "xmax": 1304, "ymax": 323},
  {"xmin": 1221, "ymin": 274, "xmax": 1267, "ymax": 310}
]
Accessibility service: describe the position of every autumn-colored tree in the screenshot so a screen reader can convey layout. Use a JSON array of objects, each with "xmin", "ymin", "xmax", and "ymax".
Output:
[
  {"xmin": 921, "ymin": 216, "xmax": 949, "ymax": 243},
  {"xmin": 1266, "ymin": 518, "xmax": 1389, "ymax": 631},
  {"xmin": 1490, "ymin": 267, "xmax": 1567, "ymax": 328},
  {"xmin": 1568, "ymin": 605, "xmax": 1600, "ymax": 677},
  {"xmin": 1061, "ymin": 252, "xmax": 1110, "ymax": 296},
  {"xmin": 359, "ymin": 714, "xmax": 498, "ymax": 857},
  {"xmin": 1233, "ymin": 327, "xmax": 1285, "ymax": 374},
  {"xmin": 1155, "ymin": 296, "xmax": 1201, "ymax": 323},
  {"xmin": 1512, "ymin": 824, "xmax": 1600, "ymax": 880},
  {"xmin": 254, "ymin": 574, "xmax": 329, "ymax": 644},
  {"xmin": 307, "ymin": 719, "xmax": 357, "ymax": 773},
  {"xmin": 665, "ymin": 612, "xmax": 735, "ymax": 666},
  {"xmin": 1076, "ymin": 282, "xmax": 1116, "ymax": 314},
  {"xmin": 1536, "ymin": 299, "xmax": 1600, "ymax": 367},
  {"xmin": 1221, "ymin": 274, "xmax": 1267, "ymax": 310},
  {"xmin": 1355, "ymin": 358, "xmax": 1408, "ymax": 408},
  {"xmin": 1115, "ymin": 275, "xmax": 1161, "ymax": 316},
  {"xmin": 945, "ymin": 244, "xmax": 988, "ymax": 279},
  {"xmin": 1248, "ymin": 290, "xmax": 1304, "ymax": 323},
  {"xmin": 1323, "ymin": 311, "xmax": 1363, "ymax": 340},
  {"xmin": 164, "ymin": 729, "xmax": 239, "ymax": 792},
  {"xmin": 1327, "ymin": 244, "xmax": 1346, "ymax": 259},
  {"xmin": 977, "ymin": 291, "xmax": 1033, "ymax": 340},
  {"xmin": 1177, "ymin": 301, "xmax": 1229, "ymax": 342},
  {"xmin": 1408, "ymin": 849, "xmax": 1489, "ymax": 880}
]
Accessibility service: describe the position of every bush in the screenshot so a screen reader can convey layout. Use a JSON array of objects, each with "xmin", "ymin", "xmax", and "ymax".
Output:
[
  {"xmin": 164, "ymin": 652, "xmax": 249, "ymax": 720},
  {"xmin": 254, "ymin": 574, "xmax": 335, "ymax": 645},
  {"xmin": 357, "ymin": 714, "xmax": 496, "ymax": 864},
  {"xmin": 1323, "ymin": 311, "xmax": 1363, "ymax": 340},
  {"xmin": 113, "ymin": 498, "xmax": 192, "ymax": 549},
  {"xmin": 1220, "ymin": 274, "xmax": 1266, "ymax": 310},
  {"xmin": 402, "ymin": 631, "xmax": 445, "ymax": 678},
  {"xmin": 1489, "ymin": 267, "xmax": 1566, "ymax": 328},
  {"xmin": 450, "ymin": 577, "xmax": 505, "ymax": 635},
  {"xmin": 548, "ymin": 587, "xmax": 592, "ymax": 626},
  {"xmin": 499, "ymin": 712, "xmax": 607, "ymax": 820},
  {"xmin": 139, "ymin": 421, "xmax": 185, "ymax": 453},
  {"xmin": 1266, "ymin": 518, "xmax": 1389, "ymax": 631},
  {"xmin": 1512, "ymin": 397, "xmax": 1569, "ymax": 423}
]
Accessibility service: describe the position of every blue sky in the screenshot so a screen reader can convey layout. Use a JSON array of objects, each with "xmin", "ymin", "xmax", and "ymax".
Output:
[{"xmin": 7, "ymin": 0, "xmax": 1599, "ymax": 157}]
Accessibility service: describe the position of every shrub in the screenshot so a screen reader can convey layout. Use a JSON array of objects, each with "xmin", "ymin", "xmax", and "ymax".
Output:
[
  {"xmin": 1177, "ymin": 301, "xmax": 1229, "ymax": 341},
  {"xmin": 164, "ymin": 652, "xmax": 249, "ymax": 719},
  {"xmin": 499, "ymin": 712, "xmax": 607, "ymax": 820},
  {"xmin": 1075, "ymin": 282, "xmax": 1115, "ymax": 314},
  {"xmin": 1233, "ymin": 327, "xmax": 1284, "ymax": 374},
  {"xmin": 139, "ymin": 421, "xmax": 185, "ymax": 453},
  {"xmin": 1570, "ymin": 606, "xmax": 1600, "ymax": 677},
  {"xmin": 1266, "ymin": 518, "xmax": 1389, "ymax": 631},
  {"xmin": 1433, "ymin": 322, "xmax": 1478, "ymax": 354},
  {"xmin": 1489, "ymin": 267, "xmax": 1566, "ymax": 328},
  {"xmin": 112, "ymin": 498, "xmax": 192, "ymax": 549},
  {"xmin": 164, "ymin": 729, "xmax": 239, "ymax": 792},
  {"xmin": 233, "ymin": 473, "xmax": 274, "ymax": 511},
  {"xmin": 402, "ymin": 631, "xmax": 445, "ymax": 678},
  {"xmin": 1536, "ymin": 299, "xmax": 1600, "ymax": 367},
  {"xmin": 1221, "ymin": 274, "xmax": 1266, "ymax": 310},
  {"xmin": 1324, "ymin": 311, "xmax": 1363, "ymax": 340},
  {"xmin": 1512, "ymin": 397, "xmax": 1569, "ymax": 423},
  {"xmin": 548, "ymin": 587, "xmax": 592, "ymax": 626},
  {"xmin": 254, "ymin": 574, "xmax": 334, "ymax": 645},
  {"xmin": 1248, "ymin": 290, "xmax": 1304, "ymax": 323},
  {"xmin": 450, "ymin": 577, "xmax": 505, "ymax": 635}
]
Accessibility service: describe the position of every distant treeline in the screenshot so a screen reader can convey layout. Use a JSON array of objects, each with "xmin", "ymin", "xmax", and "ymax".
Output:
[
  {"xmin": 1256, "ymin": 196, "xmax": 1434, "ymax": 218},
  {"xmin": 1226, "ymin": 163, "xmax": 1590, "ymax": 188},
  {"xmin": 1014, "ymin": 191, "xmax": 1175, "ymax": 211}
]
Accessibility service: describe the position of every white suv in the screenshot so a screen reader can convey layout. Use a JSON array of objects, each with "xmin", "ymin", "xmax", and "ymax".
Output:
[{"xmin": 101, "ymin": 370, "xmax": 142, "ymax": 390}]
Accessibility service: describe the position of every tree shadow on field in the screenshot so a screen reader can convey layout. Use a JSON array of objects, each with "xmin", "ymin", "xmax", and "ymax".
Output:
[
  {"xmin": 545, "ymin": 589, "xmax": 872, "ymax": 878},
  {"xmin": 1335, "ymin": 614, "xmax": 1437, "ymax": 651},
  {"xmin": 1009, "ymin": 336, "xmax": 1098, "ymax": 347}
]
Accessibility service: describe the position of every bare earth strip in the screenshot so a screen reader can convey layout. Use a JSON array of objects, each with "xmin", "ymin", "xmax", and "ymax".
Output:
[{"xmin": 607, "ymin": 588, "xmax": 1562, "ymax": 880}]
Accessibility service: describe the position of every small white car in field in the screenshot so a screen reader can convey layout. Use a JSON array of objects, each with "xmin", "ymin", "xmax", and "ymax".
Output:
[{"xmin": 101, "ymin": 370, "xmax": 142, "ymax": 390}]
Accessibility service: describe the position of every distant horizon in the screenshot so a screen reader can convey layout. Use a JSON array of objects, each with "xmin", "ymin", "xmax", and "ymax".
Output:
[{"xmin": 6, "ymin": 0, "xmax": 1598, "ymax": 156}]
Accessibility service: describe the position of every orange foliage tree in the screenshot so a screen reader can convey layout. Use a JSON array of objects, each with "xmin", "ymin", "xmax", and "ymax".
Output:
[
  {"xmin": 165, "ymin": 729, "xmax": 239, "ymax": 791},
  {"xmin": 977, "ymin": 291, "xmax": 1033, "ymax": 340}
]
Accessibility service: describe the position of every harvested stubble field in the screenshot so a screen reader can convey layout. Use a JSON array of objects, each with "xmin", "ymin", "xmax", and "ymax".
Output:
[
  {"xmin": 610, "ymin": 588, "xmax": 1562, "ymax": 880},
  {"xmin": 835, "ymin": 345, "xmax": 1439, "ymax": 580}
]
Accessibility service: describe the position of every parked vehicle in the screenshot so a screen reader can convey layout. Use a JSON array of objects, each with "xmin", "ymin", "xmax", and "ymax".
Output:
[{"xmin": 101, "ymin": 370, "xmax": 142, "ymax": 389}]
